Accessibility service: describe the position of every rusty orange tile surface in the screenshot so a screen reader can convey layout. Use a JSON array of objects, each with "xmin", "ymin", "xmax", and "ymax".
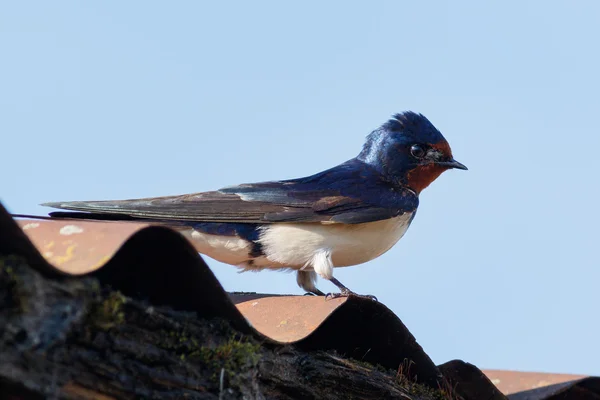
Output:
[
  {"xmin": 16, "ymin": 218, "xmax": 152, "ymax": 274},
  {"xmin": 234, "ymin": 295, "xmax": 346, "ymax": 342},
  {"xmin": 483, "ymin": 369, "xmax": 588, "ymax": 395}
]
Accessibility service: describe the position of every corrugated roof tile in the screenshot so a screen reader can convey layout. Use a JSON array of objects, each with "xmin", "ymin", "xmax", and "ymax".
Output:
[{"xmin": 3, "ymin": 202, "xmax": 599, "ymax": 399}]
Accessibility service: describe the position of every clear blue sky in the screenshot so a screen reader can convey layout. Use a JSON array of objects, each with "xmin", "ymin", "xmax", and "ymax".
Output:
[{"xmin": 2, "ymin": 1, "xmax": 599, "ymax": 376}]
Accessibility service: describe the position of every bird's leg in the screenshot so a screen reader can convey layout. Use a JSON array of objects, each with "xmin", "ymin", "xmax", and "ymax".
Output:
[
  {"xmin": 326, "ymin": 277, "xmax": 377, "ymax": 301},
  {"xmin": 297, "ymin": 270, "xmax": 326, "ymax": 296}
]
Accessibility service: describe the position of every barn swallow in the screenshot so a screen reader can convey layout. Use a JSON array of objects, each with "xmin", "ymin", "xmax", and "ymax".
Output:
[{"xmin": 43, "ymin": 111, "xmax": 467, "ymax": 299}]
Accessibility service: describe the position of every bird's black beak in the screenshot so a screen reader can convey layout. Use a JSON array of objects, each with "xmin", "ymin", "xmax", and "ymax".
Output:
[{"xmin": 436, "ymin": 159, "xmax": 468, "ymax": 170}]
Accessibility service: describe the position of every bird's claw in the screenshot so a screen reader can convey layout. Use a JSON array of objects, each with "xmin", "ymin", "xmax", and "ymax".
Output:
[
  {"xmin": 325, "ymin": 290, "xmax": 377, "ymax": 302},
  {"xmin": 360, "ymin": 294, "xmax": 378, "ymax": 301}
]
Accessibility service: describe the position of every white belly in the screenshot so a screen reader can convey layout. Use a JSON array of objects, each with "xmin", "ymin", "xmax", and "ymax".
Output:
[
  {"xmin": 183, "ymin": 213, "xmax": 413, "ymax": 280},
  {"xmin": 183, "ymin": 229, "xmax": 252, "ymax": 265},
  {"xmin": 254, "ymin": 213, "xmax": 413, "ymax": 271}
]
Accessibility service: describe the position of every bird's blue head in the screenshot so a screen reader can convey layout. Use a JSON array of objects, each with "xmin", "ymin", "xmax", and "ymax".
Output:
[{"xmin": 357, "ymin": 111, "xmax": 467, "ymax": 193}]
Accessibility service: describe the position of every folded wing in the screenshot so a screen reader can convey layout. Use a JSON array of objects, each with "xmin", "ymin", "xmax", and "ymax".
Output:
[{"xmin": 43, "ymin": 161, "xmax": 419, "ymax": 225}]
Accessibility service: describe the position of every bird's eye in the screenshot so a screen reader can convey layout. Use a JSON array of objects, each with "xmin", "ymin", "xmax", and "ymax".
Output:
[{"xmin": 410, "ymin": 144, "xmax": 425, "ymax": 159}]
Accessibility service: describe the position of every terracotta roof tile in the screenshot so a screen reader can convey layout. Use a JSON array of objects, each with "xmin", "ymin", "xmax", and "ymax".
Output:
[{"xmin": 3, "ymin": 202, "xmax": 599, "ymax": 399}]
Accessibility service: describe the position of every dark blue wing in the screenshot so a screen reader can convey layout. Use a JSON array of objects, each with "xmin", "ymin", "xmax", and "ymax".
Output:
[{"xmin": 43, "ymin": 159, "xmax": 418, "ymax": 224}]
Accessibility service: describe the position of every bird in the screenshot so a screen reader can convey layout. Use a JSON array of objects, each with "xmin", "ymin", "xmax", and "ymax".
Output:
[{"xmin": 42, "ymin": 111, "xmax": 467, "ymax": 299}]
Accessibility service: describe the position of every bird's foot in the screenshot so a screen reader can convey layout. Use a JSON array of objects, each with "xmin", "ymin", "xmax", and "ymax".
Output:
[
  {"xmin": 325, "ymin": 289, "xmax": 377, "ymax": 301},
  {"xmin": 325, "ymin": 277, "xmax": 378, "ymax": 301}
]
